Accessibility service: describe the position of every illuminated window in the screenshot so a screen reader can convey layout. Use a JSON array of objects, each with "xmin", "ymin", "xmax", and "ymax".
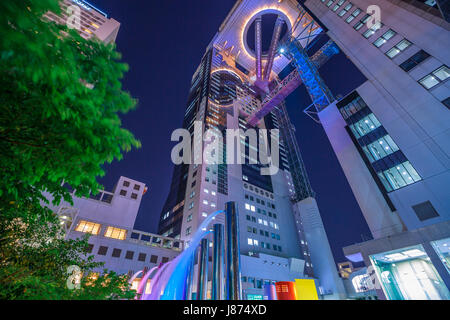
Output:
[
  {"xmin": 419, "ymin": 65, "xmax": 449, "ymax": 89},
  {"xmin": 362, "ymin": 135, "xmax": 400, "ymax": 162},
  {"xmin": 386, "ymin": 39, "xmax": 412, "ymax": 59},
  {"xmin": 104, "ymin": 226, "xmax": 127, "ymax": 240},
  {"xmin": 373, "ymin": 29, "xmax": 396, "ymax": 48},
  {"xmin": 377, "ymin": 161, "xmax": 421, "ymax": 192},
  {"xmin": 349, "ymin": 113, "xmax": 382, "ymax": 138},
  {"xmin": 338, "ymin": 2, "xmax": 353, "ymax": 17},
  {"xmin": 75, "ymin": 220, "xmax": 101, "ymax": 235},
  {"xmin": 346, "ymin": 8, "xmax": 361, "ymax": 23},
  {"xmin": 362, "ymin": 22, "xmax": 383, "ymax": 39}
]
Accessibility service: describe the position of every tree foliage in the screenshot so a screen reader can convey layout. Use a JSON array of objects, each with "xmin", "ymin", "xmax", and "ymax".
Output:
[
  {"xmin": 0, "ymin": 1, "xmax": 141, "ymax": 299},
  {"xmin": 0, "ymin": 207, "xmax": 136, "ymax": 300},
  {"xmin": 0, "ymin": 0, "xmax": 140, "ymax": 211}
]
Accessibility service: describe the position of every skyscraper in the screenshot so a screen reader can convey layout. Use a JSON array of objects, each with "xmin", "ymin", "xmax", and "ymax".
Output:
[
  {"xmin": 304, "ymin": 0, "xmax": 450, "ymax": 299},
  {"xmin": 158, "ymin": 0, "xmax": 345, "ymax": 299}
]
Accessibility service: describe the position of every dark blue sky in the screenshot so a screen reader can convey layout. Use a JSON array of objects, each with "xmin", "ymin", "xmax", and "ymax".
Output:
[{"xmin": 92, "ymin": 0, "xmax": 372, "ymax": 264}]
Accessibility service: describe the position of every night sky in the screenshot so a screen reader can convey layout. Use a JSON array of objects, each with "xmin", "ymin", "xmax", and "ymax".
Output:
[{"xmin": 91, "ymin": 0, "xmax": 372, "ymax": 264}]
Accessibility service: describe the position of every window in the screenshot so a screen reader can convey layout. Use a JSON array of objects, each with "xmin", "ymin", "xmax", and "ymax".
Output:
[
  {"xmin": 399, "ymin": 50, "xmax": 430, "ymax": 72},
  {"xmin": 119, "ymin": 189, "xmax": 127, "ymax": 196},
  {"xmin": 186, "ymin": 226, "xmax": 192, "ymax": 236},
  {"xmin": 150, "ymin": 255, "xmax": 158, "ymax": 263},
  {"xmin": 123, "ymin": 180, "xmax": 130, "ymax": 187},
  {"xmin": 326, "ymin": 0, "xmax": 334, "ymax": 7},
  {"xmin": 189, "ymin": 201, "xmax": 194, "ymax": 209},
  {"xmin": 349, "ymin": 113, "xmax": 382, "ymax": 138},
  {"xmin": 412, "ymin": 201, "xmax": 439, "ymax": 221},
  {"xmin": 248, "ymin": 238, "xmax": 253, "ymax": 245},
  {"xmin": 362, "ymin": 22, "xmax": 383, "ymax": 39},
  {"xmin": 353, "ymin": 13, "xmax": 370, "ymax": 30},
  {"xmin": 386, "ymin": 39, "xmax": 412, "ymax": 59},
  {"xmin": 162, "ymin": 257, "xmax": 169, "ymax": 263},
  {"xmin": 125, "ymin": 251, "xmax": 134, "ymax": 260},
  {"xmin": 442, "ymin": 97, "xmax": 450, "ymax": 109},
  {"xmin": 138, "ymin": 253, "xmax": 146, "ymax": 262},
  {"xmin": 338, "ymin": 2, "xmax": 353, "ymax": 17},
  {"xmin": 187, "ymin": 214, "xmax": 192, "ymax": 222},
  {"xmin": 75, "ymin": 220, "xmax": 101, "ymax": 235},
  {"xmin": 339, "ymin": 95, "xmax": 367, "ymax": 119},
  {"xmin": 104, "ymin": 226, "xmax": 127, "ymax": 240},
  {"xmin": 362, "ymin": 135, "xmax": 400, "ymax": 163},
  {"xmin": 131, "ymin": 232, "xmax": 140, "ymax": 239},
  {"xmin": 377, "ymin": 161, "xmax": 421, "ymax": 192},
  {"xmin": 419, "ymin": 65, "xmax": 449, "ymax": 89},
  {"xmin": 332, "ymin": 0, "xmax": 345, "ymax": 12},
  {"xmin": 131, "ymin": 193, "xmax": 138, "ymax": 200},
  {"xmin": 133, "ymin": 184, "xmax": 140, "ymax": 191},
  {"xmin": 112, "ymin": 248, "xmax": 122, "ymax": 258},
  {"xmin": 346, "ymin": 8, "xmax": 361, "ymax": 23},
  {"xmin": 97, "ymin": 246, "xmax": 108, "ymax": 255},
  {"xmin": 373, "ymin": 29, "xmax": 396, "ymax": 48}
]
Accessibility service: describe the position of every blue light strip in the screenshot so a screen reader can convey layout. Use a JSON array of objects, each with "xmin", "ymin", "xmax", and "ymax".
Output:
[
  {"xmin": 285, "ymin": 38, "xmax": 334, "ymax": 111},
  {"xmin": 72, "ymin": 0, "xmax": 108, "ymax": 18}
]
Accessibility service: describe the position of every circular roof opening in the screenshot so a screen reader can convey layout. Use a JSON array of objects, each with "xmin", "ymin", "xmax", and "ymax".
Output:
[{"xmin": 245, "ymin": 13, "xmax": 289, "ymax": 58}]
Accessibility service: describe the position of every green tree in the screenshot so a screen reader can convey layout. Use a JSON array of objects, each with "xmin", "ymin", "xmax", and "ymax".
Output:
[
  {"xmin": 0, "ymin": 0, "xmax": 140, "ymax": 212},
  {"xmin": 0, "ymin": 1, "xmax": 140, "ymax": 299},
  {"xmin": 0, "ymin": 207, "xmax": 136, "ymax": 300}
]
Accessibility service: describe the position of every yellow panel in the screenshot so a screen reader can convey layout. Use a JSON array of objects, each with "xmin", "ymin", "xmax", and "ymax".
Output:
[{"xmin": 294, "ymin": 279, "xmax": 319, "ymax": 300}]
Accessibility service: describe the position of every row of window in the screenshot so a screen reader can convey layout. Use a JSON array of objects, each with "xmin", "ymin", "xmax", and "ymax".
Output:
[
  {"xmin": 377, "ymin": 161, "xmax": 422, "ymax": 192},
  {"xmin": 122, "ymin": 180, "xmax": 141, "ymax": 191},
  {"xmin": 321, "ymin": 0, "xmax": 444, "ymax": 95},
  {"xmin": 75, "ymin": 220, "xmax": 127, "ymax": 240},
  {"xmin": 244, "ymin": 199, "xmax": 275, "ymax": 211},
  {"xmin": 247, "ymin": 238, "xmax": 282, "ymax": 252},
  {"xmin": 119, "ymin": 189, "xmax": 139, "ymax": 200},
  {"xmin": 87, "ymin": 244, "xmax": 169, "ymax": 264},
  {"xmin": 339, "ymin": 95, "xmax": 422, "ymax": 193},
  {"xmin": 247, "ymin": 226, "xmax": 281, "ymax": 240},
  {"xmin": 245, "ymin": 214, "xmax": 279, "ymax": 230},
  {"xmin": 243, "ymin": 182, "xmax": 274, "ymax": 199}
]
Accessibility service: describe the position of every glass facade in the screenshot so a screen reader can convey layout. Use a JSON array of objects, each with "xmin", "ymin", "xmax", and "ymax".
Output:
[
  {"xmin": 338, "ymin": 92, "xmax": 421, "ymax": 193},
  {"xmin": 377, "ymin": 161, "xmax": 421, "ymax": 192},
  {"xmin": 370, "ymin": 245, "xmax": 450, "ymax": 300},
  {"xmin": 431, "ymin": 238, "xmax": 450, "ymax": 275}
]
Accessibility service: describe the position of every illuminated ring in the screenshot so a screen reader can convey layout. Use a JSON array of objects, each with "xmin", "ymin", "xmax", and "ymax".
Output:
[{"xmin": 241, "ymin": 8, "xmax": 293, "ymax": 60}]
